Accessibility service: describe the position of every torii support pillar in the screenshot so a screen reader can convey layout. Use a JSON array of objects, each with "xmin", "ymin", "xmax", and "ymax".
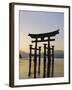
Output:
[
  {"xmin": 28, "ymin": 45, "xmax": 32, "ymax": 77},
  {"xmin": 38, "ymin": 47, "xmax": 41, "ymax": 75},
  {"xmin": 43, "ymin": 44, "xmax": 47, "ymax": 78},
  {"xmin": 34, "ymin": 38, "xmax": 37, "ymax": 78},
  {"xmin": 51, "ymin": 46, "xmax": 54, "ymax": 77},
  {"xmin": 47, "ymin": 37, "xmax": 51, "ymax": 77}
]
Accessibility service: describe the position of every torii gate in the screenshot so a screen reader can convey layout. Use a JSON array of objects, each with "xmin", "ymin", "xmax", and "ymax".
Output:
[{"xmin": 28, "ymin": 29, "xmax": 59, "ymax": 78}]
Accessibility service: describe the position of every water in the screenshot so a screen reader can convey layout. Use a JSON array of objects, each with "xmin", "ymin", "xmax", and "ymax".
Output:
[
  {"xmin": 55, "ymin": 58, "xmax": 64, "ymax": 61},
  {"xmin": 19, "ymin": 58, "xmax": 64, "ymax": 79},
  {"xmin": 20, "ymin": 58, "xmax": 64, "ymax": 61}
]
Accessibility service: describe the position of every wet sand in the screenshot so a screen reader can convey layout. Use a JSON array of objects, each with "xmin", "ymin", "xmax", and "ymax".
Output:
[{"xmin": 19, "ymin": 59, "xmax": 64, "ymax": 79}]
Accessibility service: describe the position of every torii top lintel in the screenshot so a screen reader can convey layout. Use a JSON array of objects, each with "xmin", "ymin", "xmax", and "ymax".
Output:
[{"xmin": 28, "ymin": 29, "xmax": 59, "ymax": 39}]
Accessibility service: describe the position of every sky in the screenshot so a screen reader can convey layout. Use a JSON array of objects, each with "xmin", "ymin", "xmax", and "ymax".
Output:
[{"xmin": 19, "ymin": 10, "xmax": 64, "ymax": 53}]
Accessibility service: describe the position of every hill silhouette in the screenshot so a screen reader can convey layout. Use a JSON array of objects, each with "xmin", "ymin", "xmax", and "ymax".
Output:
[{"xmin": 19, "ymin": 50, "xmax": 64, "ymax": 59}]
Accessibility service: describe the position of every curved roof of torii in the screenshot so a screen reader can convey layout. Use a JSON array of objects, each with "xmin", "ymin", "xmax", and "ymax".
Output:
[{"xmin": 28, "ymin": 29, "xmax": 59, "ymax": 38}]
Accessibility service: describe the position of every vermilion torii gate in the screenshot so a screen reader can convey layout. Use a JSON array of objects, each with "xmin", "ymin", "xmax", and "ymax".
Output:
[{"xmin": 28, "ymin": 29, "xmax": 59, "ymax": 78}]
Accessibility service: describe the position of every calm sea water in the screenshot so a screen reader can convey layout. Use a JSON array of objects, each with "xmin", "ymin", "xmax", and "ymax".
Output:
[
  {"xmin": 19, "ymin": 58, "xmax": 64, "ymax": 79},
  {"xmin": 55, "ymin": 58, "xmax": 64, "ymax": 60},
  {"xmin": 20, "ymin": 58, "xmax": 64, "ymax": 61}
]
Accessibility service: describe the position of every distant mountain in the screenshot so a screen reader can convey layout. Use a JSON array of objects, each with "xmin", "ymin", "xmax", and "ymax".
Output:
[
  {"xmin": 19, "ymin": 50, "xmax": 64, "ymax": 59},
  {"xmin": 19, "ymin": 50, "xmax": 29, "ymax": 58},
  {"xmin": 54, "ymin": 50, "xmax": 64, "ymax": 58},
  {"xmin": 41, "ymin": 50, "xmax": 64, "ymax": 58}
]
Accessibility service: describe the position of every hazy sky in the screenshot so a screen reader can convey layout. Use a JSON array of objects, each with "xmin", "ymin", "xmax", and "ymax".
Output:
[{"xmin": 19, "ymin": 10, "xmax": 64, "ymax": 52}]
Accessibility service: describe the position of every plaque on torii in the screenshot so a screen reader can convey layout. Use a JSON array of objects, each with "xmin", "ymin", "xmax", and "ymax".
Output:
[{"xmin": 28, "ymin": 29, "xmax": 59, "ymax": 78}]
